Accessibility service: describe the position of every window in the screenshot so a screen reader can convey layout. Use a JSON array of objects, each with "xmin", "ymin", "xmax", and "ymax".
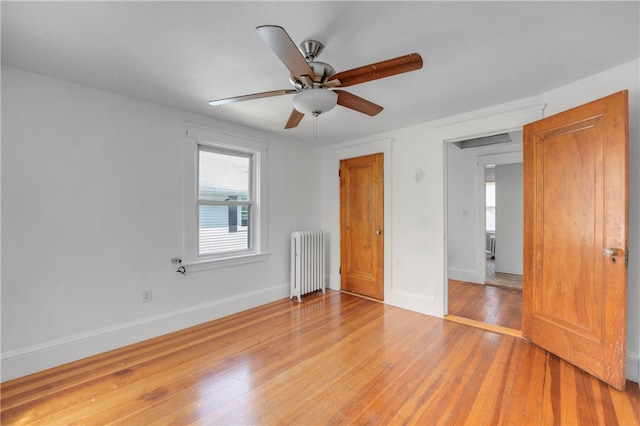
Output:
[
  {"xmin": 183, "ymin": 125, "xmax": 268, "ymax": 269},
  {"xmin": 198, "ymin": 147, "xmax": 252, "ymax": 256},
  {"xmin": 486, "ymin": 181, "xmax": 496, "ymax": 232}
]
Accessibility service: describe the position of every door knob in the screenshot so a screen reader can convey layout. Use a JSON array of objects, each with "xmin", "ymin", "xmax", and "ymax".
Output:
[
  {"xmin": 602, "ymin": 248, "xmax": 623, "ymax": 257},
  {"xmin": 375, "ymin": 229, "xmax": 382, "ymax": 235}
]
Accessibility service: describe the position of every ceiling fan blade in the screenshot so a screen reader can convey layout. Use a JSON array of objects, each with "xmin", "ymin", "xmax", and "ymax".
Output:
[
  {"xmin": 335, "ymin": 90, "xmax": 383, "ymax": 116},
  {"xmin": 208, "ymin": 89, "xmax": 296, "ymax": 106},
  {"xmin": 328, "ymin": 53, "xmax": 423, "ymax": 87},
  {"xmin": 256, "ymin": 25, "xmax": 316, "ymax": 81},
  {"xmin": 285, "ymin": 108, "xmax": 305, "ymax": 129}
]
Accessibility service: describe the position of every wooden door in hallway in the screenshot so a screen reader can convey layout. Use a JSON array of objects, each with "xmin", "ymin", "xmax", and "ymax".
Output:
[
  {"xmin": 523, "ymin": 91, "xmax": 628, "ymax": 390},
  {"xmin": 340, "ymin": 153, "xmax": 384, "ymax": 300}
]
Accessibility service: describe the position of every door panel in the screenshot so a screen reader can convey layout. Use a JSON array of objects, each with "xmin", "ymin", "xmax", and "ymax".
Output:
[
  {"xmin": 523, "ymin": 91, "xmax": 628, "ymax": 390},
  {"xmin": 340, "ymin": 153, "xmax": 384, "ymax": 300}
]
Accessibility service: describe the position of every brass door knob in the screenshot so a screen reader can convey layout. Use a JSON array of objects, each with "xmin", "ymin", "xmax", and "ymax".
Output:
[{"xmin": 602, "ymin": 248, "xmax": 622, "ymax": 257}]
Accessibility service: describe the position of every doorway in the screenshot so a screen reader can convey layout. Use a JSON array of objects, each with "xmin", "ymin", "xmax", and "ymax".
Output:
[
  {"xmin": 443, "ymin": 92, "xmax": 629, "ymax": 390},
  {"xmin": 445, "ymin": 131, "xmax": 524, "ymax": 330},
  {"xmin": 484, "ymin": 162, "xmax": 523, "ymax": 290}
]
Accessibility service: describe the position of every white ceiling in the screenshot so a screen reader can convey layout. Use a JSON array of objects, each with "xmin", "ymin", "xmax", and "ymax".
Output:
[{"xmin": 2, "ymin": 1, "xmax": 639, "ymax": 145}]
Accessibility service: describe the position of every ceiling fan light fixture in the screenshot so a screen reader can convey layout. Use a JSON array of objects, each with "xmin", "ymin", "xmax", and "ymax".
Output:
[
  {"xmin": 293, "ymin": 88, "xmax": 338, "ymax": 116},
  {"xmin": 209, "ymin": 26, "xmax": 423, "ymax": 130}
]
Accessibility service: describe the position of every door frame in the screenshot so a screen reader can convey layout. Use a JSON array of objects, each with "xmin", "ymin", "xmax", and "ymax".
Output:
[{"xmin": 327, "ymin": 138, "xmax": 392, "ymax": 298}]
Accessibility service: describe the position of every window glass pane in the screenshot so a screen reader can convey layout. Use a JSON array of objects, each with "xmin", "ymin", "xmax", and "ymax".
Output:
[
  {"xmin": 199, "ymin": 205, "xmax": 250, "ymax": 255},
  {"xmin": 486, "ymin": 181, "xmax": 496, "ymax": 232},
  {"xmin": 199, "ymin": 149, "xmax": 250, "ymax": 201}
]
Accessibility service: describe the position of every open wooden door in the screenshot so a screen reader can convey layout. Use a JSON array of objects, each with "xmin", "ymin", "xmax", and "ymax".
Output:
[
  {"xmin": 523, "ymin": 91, "xmax": 628, "ymax": 390},
  {"xmin": 340, "ymin": 153, "xmax": 384, "ymax": 300}
]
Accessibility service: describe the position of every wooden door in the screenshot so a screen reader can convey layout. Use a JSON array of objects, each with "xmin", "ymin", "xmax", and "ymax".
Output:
[
  {"xmin": 523, "ymin": 91, "xmax": 628, "ymax": 390},
  {"xmin": 340, "ymin": 153, "xmax": 384, "ymax": 300}
]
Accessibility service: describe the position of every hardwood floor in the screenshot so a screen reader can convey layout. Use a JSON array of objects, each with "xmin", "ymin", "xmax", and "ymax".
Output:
[
  {"xmin": 2, "ymin": 291, "xmax": 639, "ymax": 425},
  {"xmin": 448, "ymin": 279, "xmax": 522, "ymax": 330}
]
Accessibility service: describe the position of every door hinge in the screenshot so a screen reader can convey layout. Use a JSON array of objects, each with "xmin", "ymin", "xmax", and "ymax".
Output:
[
  {"xmin": 626, "ymin": 246, "xmax": 629, "ymax": 267},
  {"xmin": 339, "ymin": 266, "xmax": 341, "ymax": 274}
]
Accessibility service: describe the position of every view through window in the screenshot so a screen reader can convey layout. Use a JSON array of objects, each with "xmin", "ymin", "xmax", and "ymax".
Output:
[
  {"xmin": 198, "ymin": 147, "xmax": 253, "ymax": 256},
  {"xmin": 486, "ymin": 180, "xmax": 496, "ymax": 232}
]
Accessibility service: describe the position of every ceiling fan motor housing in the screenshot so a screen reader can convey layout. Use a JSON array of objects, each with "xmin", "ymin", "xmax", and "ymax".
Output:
[
  {"xmin": 286, "ymin": 39, "xmax": 336, "ymax": 89},
  {"xmin": 289, "ymin": 61, "xmax": 336, "ymax": 89}
]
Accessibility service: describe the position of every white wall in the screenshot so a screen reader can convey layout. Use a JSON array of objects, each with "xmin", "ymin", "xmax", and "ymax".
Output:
[
  {"xmin": 495, "ymin": 163, "xmax": 523, "ymax": 275},
  {"xmin": 1, "ymin": 66, "xmax": 324, "ymax": 381},
  {"xmin": 322, "ymin": 59, "xmax": 640, "ymax": 381}
]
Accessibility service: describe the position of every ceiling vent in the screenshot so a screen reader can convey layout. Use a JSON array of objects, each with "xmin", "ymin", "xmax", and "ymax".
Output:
[{"xmin": 452, "ymin": 133, "xmax": 512, "ymax": 149}]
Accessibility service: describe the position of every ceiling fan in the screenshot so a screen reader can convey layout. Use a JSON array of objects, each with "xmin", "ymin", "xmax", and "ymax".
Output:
[{"xmin": 208, "ymin": 25, "xmax": 423, "ymax": 129}]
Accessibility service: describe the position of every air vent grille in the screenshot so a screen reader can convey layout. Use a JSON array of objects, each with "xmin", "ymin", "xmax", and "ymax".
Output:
[{"xmin": 453, "ymin": 133, "xmax": 512, "ymax": 149}]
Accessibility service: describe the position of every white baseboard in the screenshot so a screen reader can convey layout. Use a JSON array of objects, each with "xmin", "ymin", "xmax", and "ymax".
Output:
[
  {"xmin": 447, "ymin": 268, "xmax": 483, "ymax": 284},
  {"xmin": 327, "ymin": 273, "xmax": 340, "ymax": 291},
  {"xmin": 386, "ymin": 290, "xmax": 439, "ymax": 317},
  {"xmin": 494, "ymin": 265, "xmax": 523, "ymax": 275},
  {"xmin": 1, "ymin": 284, "xmax": 289, "ymax": 382},
  {"xmin": 5, "ymin": 282, "xmax": 636, "ymax": 385}
]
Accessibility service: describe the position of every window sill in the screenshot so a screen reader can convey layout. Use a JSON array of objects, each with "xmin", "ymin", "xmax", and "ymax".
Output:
[{"xmin": 182, "ymin": 253, "xmax": 269, "ymax": 273}]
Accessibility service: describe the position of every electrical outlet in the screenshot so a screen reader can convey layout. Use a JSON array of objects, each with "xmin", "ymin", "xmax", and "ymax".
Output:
[{"xmin": 142, "ymin": 289, "xmax": 152, "ymax": 304}]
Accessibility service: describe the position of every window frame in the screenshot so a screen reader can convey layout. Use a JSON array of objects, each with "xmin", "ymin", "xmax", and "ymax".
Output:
[
  {"xmin": 197, "ymin": 145, "xmax": 254, "ymax": 256},
  {"xmin": 183, "ymin": 124, "xmax": 268, "ymax": 270}
]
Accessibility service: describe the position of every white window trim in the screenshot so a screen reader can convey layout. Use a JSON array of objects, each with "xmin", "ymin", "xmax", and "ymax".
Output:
[{"xmin": 183, "ymin": 124, "xmax": 269, "ymax": 271}]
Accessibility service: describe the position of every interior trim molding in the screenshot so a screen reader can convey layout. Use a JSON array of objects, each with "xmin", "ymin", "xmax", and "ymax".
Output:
[
  {"xmin": 386, "ymin": 290, "xmax": 436, "ymax": 315},
  {"xmin": 1, "ymin": 284, "xmax": 289, "ymax": 382},
  {"xmin": 447, "ymin": 268, "xmax": 482, "ymax": 285},
  {"xmin": 435, "ymin": 102, "xmax": 546, "ymax": 136}
]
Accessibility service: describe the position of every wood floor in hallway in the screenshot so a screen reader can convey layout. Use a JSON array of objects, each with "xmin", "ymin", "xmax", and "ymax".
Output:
[
  {"xmin": 2, "ymin": 291, "xmax": 638, "ymax": 425},
  {"xmin": 448, "ymin": 279, "xmax": 522, "ymax": 330}
]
